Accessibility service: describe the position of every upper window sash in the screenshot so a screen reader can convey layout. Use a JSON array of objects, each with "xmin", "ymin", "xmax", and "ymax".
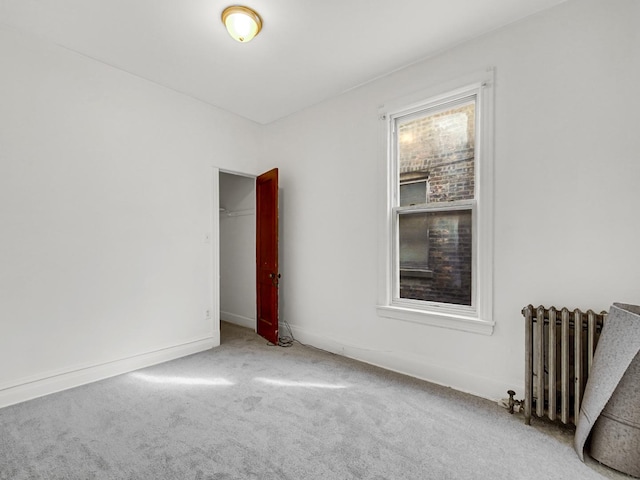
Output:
[{"xmin": 391, "ymin": 92, "xmax": 479, "ymax": 211}]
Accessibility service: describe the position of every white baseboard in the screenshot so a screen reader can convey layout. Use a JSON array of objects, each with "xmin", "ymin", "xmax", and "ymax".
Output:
[
  {"xmin": 0, "ymin": 337, "xmax": 215, "ymax": 409},
  {"xmin": 220, "ymin": 311, "xmax": 255, "ymax": 330},
  {"xmin": 288, "ymin": 324, "xmax": 515, "ymax": 402}
]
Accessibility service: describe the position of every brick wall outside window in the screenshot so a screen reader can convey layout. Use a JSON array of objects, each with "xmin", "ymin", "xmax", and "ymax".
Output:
[{"xmin": 397, "ymin": 102, "xmax": 475, "ymax": 306}]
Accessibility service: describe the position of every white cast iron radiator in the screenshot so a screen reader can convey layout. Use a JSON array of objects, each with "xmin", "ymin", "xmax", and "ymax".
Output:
[{"xmin": 522, "ymin": 305, "xmax": 607, "ymax": 426}]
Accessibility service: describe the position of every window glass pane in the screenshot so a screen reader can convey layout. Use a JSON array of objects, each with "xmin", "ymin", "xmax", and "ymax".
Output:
[
  {"xmin": 399, "ymin": 181, "xmax": 427, "ymax": 206},
  {"xmin": 397, "ymin": 100, "xmax": 475, "ymax": 204},
  {"xmin": 399, "ymin": 210, "xmax": 472, "ymax": 306},
  {"xmin": 399, "ymin": 212, "xmax": 429, "ymax": 269}
]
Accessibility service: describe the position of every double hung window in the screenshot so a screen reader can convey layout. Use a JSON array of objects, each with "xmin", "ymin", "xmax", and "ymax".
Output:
[{"xmin": 378, "ymin": 71, "xmax": 494, "ymax": 334}]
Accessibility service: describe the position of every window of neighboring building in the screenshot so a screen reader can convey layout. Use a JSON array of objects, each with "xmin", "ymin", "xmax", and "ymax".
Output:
[{"xmin": 377, "ymin": 70, "xmax": 494, "ymax": 334}]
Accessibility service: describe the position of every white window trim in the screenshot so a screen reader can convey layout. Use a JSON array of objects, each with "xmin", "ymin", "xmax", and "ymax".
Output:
[{"xmin": 376, "ymin": 68, "xmax": 495, "ymax": 336}]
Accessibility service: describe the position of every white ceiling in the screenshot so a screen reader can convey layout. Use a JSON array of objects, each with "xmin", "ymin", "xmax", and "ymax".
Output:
[{"xmin": 0, "ymin": 0, "xmax": 566, "ymax": 124}]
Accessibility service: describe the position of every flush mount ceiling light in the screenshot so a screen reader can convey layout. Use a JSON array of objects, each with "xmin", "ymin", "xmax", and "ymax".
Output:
[{"xmin": 221, "ymin": 5, "xmax": 263, "ymax": 43}]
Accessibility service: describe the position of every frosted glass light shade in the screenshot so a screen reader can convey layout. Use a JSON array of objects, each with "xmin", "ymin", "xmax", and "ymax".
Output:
[{"xmin": 221, "ymin": 6, "xmax": 262, "ymax": 43}]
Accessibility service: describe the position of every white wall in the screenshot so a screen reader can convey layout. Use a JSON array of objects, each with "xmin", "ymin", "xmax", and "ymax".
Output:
[
  {"xmin": 260, "ymin": 0, "xmax": 640, "ymax": 400},
  {"xmin": 0, "ymin": 25, "xmax": 261, "ymax": 407},
  {"xmin": 219, "ymin": 173, "xmax": 256, "ymax": 329}
]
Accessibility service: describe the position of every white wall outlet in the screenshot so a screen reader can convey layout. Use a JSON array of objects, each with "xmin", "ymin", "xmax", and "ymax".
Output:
[
  {"xmin": 205, "ymin": 309, "xmax": 211, "ymax": 319},
  {"xmin": 204, "ymin": 233, "xmax": 211, "ymax": 244}
]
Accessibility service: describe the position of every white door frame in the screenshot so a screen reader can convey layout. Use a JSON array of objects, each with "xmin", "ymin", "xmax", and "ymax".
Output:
[{"xmin": 212, "ymin": 166, "xmax": 258, "ymax": 344}]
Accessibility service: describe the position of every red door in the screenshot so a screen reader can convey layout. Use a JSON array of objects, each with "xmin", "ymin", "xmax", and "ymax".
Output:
[{"xmin": 256, "ymin": 168, "xmax": 279, "ymax": 344}]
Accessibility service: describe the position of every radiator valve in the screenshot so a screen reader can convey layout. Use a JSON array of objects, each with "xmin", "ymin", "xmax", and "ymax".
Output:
[{"xmin": 507, "ymin": 390, "xmax": 524, "ymax": 414}]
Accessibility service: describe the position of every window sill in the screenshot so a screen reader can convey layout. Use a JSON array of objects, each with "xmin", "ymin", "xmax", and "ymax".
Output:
[
  {"xmin": 376, "ymin": 305, "xmax": 494, "ymax": 335},
  {"xmin": 399, "ymin": 268, "xmax": 433, "ymax": 279}
]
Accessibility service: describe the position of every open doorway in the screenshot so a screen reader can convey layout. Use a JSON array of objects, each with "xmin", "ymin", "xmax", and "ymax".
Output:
[
  {"xmin": 215, "ymin": 168, "xmax": 280, "ymax": 345},
  {"xmin": 218, "ymin": 171, "xmax": 257, "ymax": 333}
]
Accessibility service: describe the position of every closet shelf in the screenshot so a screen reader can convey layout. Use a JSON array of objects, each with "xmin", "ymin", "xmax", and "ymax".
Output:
[{"xmin": 219, "ymin": 208, "xmax": 255, "ymax": 217}]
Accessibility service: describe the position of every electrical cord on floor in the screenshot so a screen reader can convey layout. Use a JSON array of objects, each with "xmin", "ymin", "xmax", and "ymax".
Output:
[
  {"xmin": 275, "ymin": 317, "xmax": 295, "ymax": 347},
  {"xmin": 266, "ymin": 338, "xmax": 293, "ymax": 347},
  {"xmin": 277, "ymin": 336, "xmax": 294, "ymax": 347},
  {"xmin": 265, "ymin": 317, "xmax": 296, "ymax": 347},
  {"xmin": 267, "ymin": 317, "xmax": 339, "ymax": 355}
]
